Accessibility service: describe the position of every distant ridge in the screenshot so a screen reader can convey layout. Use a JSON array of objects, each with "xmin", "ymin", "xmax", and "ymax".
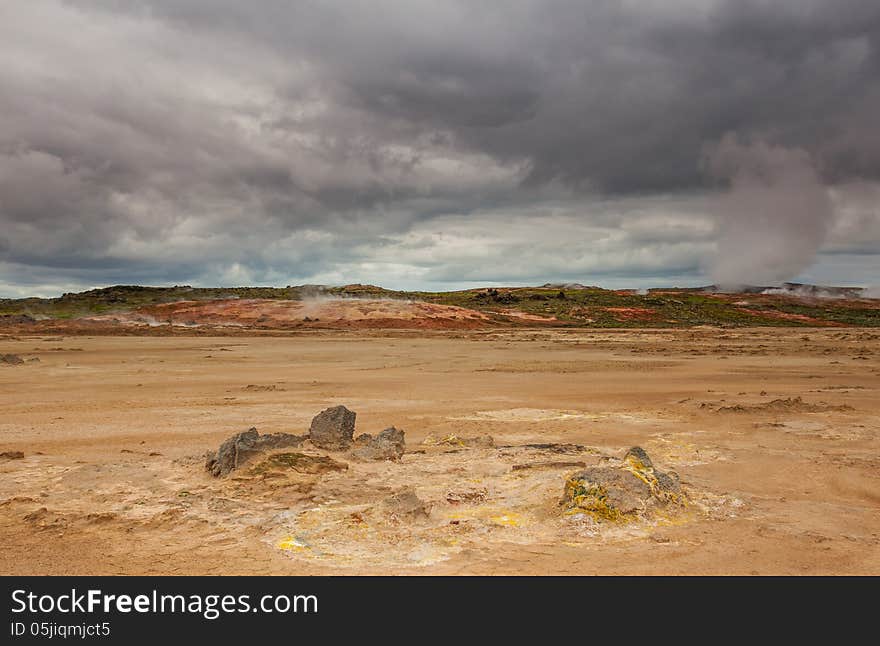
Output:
[{"xmin": 2, "ymin": 282, "xmax": 878, "ymax": 330}]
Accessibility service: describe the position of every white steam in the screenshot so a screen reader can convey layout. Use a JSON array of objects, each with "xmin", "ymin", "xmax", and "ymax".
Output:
[
  {"xmin": 298, "ymin": 294, "xmax": 410, "ymax": 318},
  {"xmin": 706, "ymin": 135, "xmax": 832, "ymax": 288}
]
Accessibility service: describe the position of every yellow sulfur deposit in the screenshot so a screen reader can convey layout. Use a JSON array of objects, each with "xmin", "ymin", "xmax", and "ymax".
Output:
[
  {"xmin": 563, "ymin": 479, "xmax": 623, "ymax": 522},
  {"xmin": 489, "ymin": 513, "xmax": 522, "ymax": 527},
  {"xmin": 277, "ymin": 536, "xmax": 310, "ymax": 552}
]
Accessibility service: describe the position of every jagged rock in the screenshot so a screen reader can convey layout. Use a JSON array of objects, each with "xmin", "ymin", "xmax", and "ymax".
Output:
[
  {"xmin": 0, "ymin": 451, "xmax": 25, "ymax": 460},
  {"xmin": 309, "ymin": 405, "xmax": 356, "ymax": 450},
  {"xmin": 351, "ymin": 427, "xmax": 406, "ymax": 461},
  {"xmin": 205, "ymin": 428, "xmax": 306, "ymax": 477},
  {"xmin": 625, "ymin": 445, "xmax": 680, "ymax": 493},
  {"xmin": 563, "ymin": 447, "xmax": 683, "ymax": 521},
  {"xmin": 0, "ymin": 354, "xmax": 24, "ymax": 365},
  {"xmin": 383, "ymin": 488, "xmax": 430, "ymax": 520},
  {"xmin": 204, "ymin": 429, "xmax": 256, "ymax": 477},
  {"xmin": 624, "ymin": 446, "xmax": 653, "ymax": 470}
]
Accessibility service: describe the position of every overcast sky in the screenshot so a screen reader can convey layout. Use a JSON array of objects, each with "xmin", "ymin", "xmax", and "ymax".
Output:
[{"xmin": 1, "ymin": 1, "xmax": 879, "ymax": 297}]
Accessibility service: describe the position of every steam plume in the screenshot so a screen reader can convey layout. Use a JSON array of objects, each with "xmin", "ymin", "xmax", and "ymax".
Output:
[{"xmin": 706, "ymin": 135, "xmax": 832, "ymax": 288}]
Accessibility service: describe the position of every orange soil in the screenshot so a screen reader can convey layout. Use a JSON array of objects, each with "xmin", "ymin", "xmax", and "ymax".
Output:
[{"xmin": 89, "ymin": 298, "xmax": 494, "ymax": 331}]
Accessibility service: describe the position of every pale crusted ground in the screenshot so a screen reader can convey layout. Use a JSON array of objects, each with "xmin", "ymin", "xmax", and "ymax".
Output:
[{"xmin": 0, "ymin": 328, "xmax": 878, "ymax": 574}]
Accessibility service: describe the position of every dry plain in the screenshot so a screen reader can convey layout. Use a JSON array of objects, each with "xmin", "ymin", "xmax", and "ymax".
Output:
[{"xmin": 1, "ymin": 328, "xmax": 879, "ymax": 575}]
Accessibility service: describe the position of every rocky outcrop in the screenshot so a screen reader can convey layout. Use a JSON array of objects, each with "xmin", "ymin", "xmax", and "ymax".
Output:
[
  {"xmin": 309, "ymin": 405, "xmax": 356, "ymax": 451},
  {"xmin": 562, "ymin": 446, "xmax": 682, "ymax": 521},
  {"xmin": 205, "ymin": 428, "xmax": 307, "ymax": 477}
]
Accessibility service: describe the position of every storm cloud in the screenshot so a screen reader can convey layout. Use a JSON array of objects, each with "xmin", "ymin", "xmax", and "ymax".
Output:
[{"xmin": 1, "ymin": 1, "xmax": 879, "ymax": 296}]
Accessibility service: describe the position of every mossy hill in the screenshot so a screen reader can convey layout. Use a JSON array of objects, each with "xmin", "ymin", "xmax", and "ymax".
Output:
[{"xmin": 2, "ymin": 284, "xmax": 879, "ymax": 327}]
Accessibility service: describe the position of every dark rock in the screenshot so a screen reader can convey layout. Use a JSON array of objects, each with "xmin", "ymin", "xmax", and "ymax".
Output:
[
  {"xmin": 205, "ymin": 427, "xmax": 259, "ymax": 477},
  {"xmin": 486, "ymin": 288, "xmax": 519, "ymax": 304},
  {"xmin": 309, "ymin": 405, "xmax": 356, "ymax": 450},
  {"xmin": 0, "ymin": 451, "xmax": 25, "ymax": 460},
  {"xmin": 205, "ymin": 428, "xmax": 306, "ymax": 477},
  {"xmin": 351, "ymin": 427, "xmax": 406, "ymax": 461},
  {"xmin": 0, "ymin": 354, "xmax": 24, "ymax": 365}
]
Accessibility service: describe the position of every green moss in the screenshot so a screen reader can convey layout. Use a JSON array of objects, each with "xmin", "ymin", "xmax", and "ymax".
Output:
[{"xmin": 248, "ymin": 452, "xmax": 347, "ymax": 476}]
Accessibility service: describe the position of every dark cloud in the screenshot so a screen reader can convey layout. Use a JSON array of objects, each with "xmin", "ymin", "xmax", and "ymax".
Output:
[{"xmin": 1, "ymin": 1, "xmax": 879, "ymax": 295}]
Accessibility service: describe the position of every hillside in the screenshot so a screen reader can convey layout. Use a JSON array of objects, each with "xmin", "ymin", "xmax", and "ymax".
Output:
[{"xmin": 1, "ymin": 283, "xmax": 879, "ymax": 331}]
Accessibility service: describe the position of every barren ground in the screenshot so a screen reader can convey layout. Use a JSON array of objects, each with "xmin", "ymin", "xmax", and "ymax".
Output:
[{"xmin": 1, "ymin": 328, "xmax": 879, "ymax": 574}]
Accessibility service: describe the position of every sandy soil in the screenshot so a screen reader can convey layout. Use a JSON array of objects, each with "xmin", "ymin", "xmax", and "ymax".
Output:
[{"xmin": 1, "ymin": 328, "xmax": 878, "ymax": 575}]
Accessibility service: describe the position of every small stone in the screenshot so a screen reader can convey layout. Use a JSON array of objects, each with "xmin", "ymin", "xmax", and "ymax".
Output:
[
  {"xmin": 383, "ymin": 487, "xmax": 430, "ymax": 520},
  {"xmin": 0, "ymin": 354, "xmax": 24, "ymax": 365},
  {"xmin": 0, "ymin": 451, "xmax": 25, "ymax": 460}
]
